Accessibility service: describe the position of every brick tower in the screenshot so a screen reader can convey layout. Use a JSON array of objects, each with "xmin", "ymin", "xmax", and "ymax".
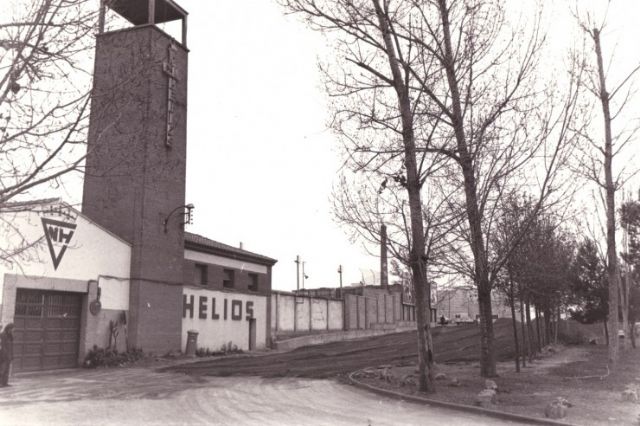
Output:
[{"xmin": 82, "ymin": 0, "xmax": 189, "ymax": 353}]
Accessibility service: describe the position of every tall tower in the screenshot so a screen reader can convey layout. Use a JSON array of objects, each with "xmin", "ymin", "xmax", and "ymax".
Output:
[{"xmin": 82, "ymin": 0, "xmax": 189, "ymax": 353}]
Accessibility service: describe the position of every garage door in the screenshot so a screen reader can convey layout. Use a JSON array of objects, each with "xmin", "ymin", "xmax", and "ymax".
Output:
[{"xmin": 13, "ymin": 289, "xmax": 82, "ymax": 372}]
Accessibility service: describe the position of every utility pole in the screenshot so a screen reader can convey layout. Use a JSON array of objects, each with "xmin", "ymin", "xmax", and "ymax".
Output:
[
  {"xmin": 338, "ymin": 264, "xmax": 343, "ymax": 298},
  {"xmin": 295, "ymin": 255, "xmax": 300, "ymax": 291}
]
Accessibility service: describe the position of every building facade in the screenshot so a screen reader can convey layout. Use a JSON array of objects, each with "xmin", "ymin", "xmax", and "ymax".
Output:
[
  {"xmin": 0, "ymin": 200, "xmax": 276, "ymax": 372},
  {"xmin": 0, "ymin": 0, "xmax": 277, "ymax": 372}
]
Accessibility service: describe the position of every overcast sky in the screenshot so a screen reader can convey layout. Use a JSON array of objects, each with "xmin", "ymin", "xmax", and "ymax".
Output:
[{"xmin": 174, "ymin": 0, "xmax": 380, "ymax": 291}]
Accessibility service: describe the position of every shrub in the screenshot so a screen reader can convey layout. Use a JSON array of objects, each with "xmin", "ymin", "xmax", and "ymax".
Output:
[
  {"xmin": 83, "ymin": 345, "xmax": 145, "ymax": 368},
  {"xmin": 195, "ymin": 342, "xmax": 243, "ymax": 358}
]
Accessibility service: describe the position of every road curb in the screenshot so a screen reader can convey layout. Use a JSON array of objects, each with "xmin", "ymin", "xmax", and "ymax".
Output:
[{"xmin": 347, "ymin": 370, "xmax": 579, "ymax": 426}]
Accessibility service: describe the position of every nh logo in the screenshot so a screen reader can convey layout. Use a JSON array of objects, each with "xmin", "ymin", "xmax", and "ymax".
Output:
[{"xmin": 41, "ymin": 218, "xmax": 77, "ymax": 270}]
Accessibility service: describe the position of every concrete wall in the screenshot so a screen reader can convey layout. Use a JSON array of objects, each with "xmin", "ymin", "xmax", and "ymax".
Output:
[
  {"xmin": 272, "ymin": 292, "xmax": 344, "ymax": 336},
  {"xmin": 0, "ymin": 203, "xmax": 131, "ymax": 296},
  {"xmin": 327, "ymin": 300, "xmax": 343, "ymax": 330},
  {"xmin": 271, "ymin": 289, "xmax": 414, "ymax": 339},
  {"xmin": 182, "ymin": 286, "xmax": 267, "ymax": 352},
  {"xmin": 0, "ymin": 202, "xmax": 132, "ymax": 362}
]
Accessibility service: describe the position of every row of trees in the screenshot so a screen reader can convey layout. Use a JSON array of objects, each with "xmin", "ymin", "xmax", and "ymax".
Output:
[
  {"xmin": 281, "ymin": 0, "xmax": 640, "ymax": 392},
  {"xmin": 495, "ymin": 194, "xmax": 640, "ymax": 371}
]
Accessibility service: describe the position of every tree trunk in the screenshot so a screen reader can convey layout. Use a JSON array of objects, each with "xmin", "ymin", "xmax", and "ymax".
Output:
[
  {"xmin": 620, "ymin": 272, "xmax": 629, "ymax": 350},
  {"xmin": 544, "ymin": 307, "xmax": 552, "ymax": 345},
  {"xmin": 437, "ymin": 0, "xmax": 496, "ymax": 377},
  {"xmin": 553, "ymin": 305, "xmax": 560, "ymax": 345},
  {"xmin": 593, "ymin": 28, "xmax": 619, "ymax": 367},
  {"xmin": 603, "ymin": 318, "xmax": 609, "ymax": 346},
  {"xmin": 535, "ymin": 306, "xmax": 542, "ymax": 351},
  {"xmin": 371, "ymin": 0, "xmax": 434, "ymax": 392},
  {"xmin": 519, "ymin": 295, "xmax": 528, "ymax": 367},
  {"xmin": 526, "ymin": 300, "xmax": 535, "ymax": 361},
  {"xmin": 509, "ymin": 280, "xmax": 520, "ymax": 372},
  {"xmin": 630, "ymin": 322, "xmax": 636, "ymax": 349}
]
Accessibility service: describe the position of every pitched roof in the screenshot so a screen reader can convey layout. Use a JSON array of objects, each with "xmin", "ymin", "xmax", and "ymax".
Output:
[{"xmin": 184, "ymin": 232, "xmax": 277, "ymax": 266}]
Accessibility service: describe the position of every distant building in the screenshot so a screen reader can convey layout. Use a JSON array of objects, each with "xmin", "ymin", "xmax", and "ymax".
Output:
[{"xmin": 435, "ymin": 286, "xmax": 513, "ymax": 322}]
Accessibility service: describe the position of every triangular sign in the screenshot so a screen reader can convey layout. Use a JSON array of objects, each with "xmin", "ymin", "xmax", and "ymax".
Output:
[{"xmin": 41, "ymin": 218, "xmax": 77, "ymax": 270}]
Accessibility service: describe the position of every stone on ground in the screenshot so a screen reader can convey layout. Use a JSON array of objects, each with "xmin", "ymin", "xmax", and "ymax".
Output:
[
  {"xmin": 545, "ymin": 401, "xmax": 568, "ymax": 419},
  {"xmin": 447, "ymin": 377, "xmax": 460, "ymax": 387},
  {"xmin": 475, "ymin": 389, "xmax": 496, "ymax": 408},
  {"xmin": 435, "ymin": 372, "xmax": 447, "ymax": 381},
  {"xmin": 484, "ymin": 379, "xmax": 498, "ymax": 391},
  {"xmin": 622, "ymin": 389, "xmax": 638, "ymax": 402}
]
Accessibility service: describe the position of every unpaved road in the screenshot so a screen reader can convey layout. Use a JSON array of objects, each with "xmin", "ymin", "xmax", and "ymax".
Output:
[
  {"xmin": 0, "ymin": 367, "xmax": 518, "ymax": 425},
  {"xmin": 170, "ymin": 320, "xmax": 516, "ymax": 378}
]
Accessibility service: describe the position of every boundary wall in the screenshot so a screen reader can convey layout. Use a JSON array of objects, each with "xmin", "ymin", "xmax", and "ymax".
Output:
[{"xmin": 271, "ymin": 290, "xmax": 417, "ymax": 339}]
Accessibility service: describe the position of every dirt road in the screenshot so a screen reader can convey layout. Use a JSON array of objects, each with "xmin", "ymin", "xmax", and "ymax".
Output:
[
  {"xmin": 171, "ymin": 319, "xmax": 517, "ymax": 378},
  {"xmin": 1, "ymin": 365, "xmax": 518, "ymax": 425}
]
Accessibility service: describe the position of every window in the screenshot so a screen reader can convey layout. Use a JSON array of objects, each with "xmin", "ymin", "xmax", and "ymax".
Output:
[
  {"xmin": 223, "ymin": 268, "xmax": 235, "ymax": 288},
  {"xmin": 195, "ymin": 264, "xmax": 208, "ymax": 286},
  {"xmin": 248, "ymin": 273, "xmax": 259, "ymax": 292}
]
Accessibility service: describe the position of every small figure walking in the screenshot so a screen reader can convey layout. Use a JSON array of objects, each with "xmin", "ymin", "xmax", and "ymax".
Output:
[{"xmin": 0, "ymin": 323, "xmax": 14, "ymax": 387}]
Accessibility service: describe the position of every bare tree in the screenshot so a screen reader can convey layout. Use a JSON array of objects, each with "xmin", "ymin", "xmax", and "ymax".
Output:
[
  {"xmin": 398, "ymin": 0, "xmax": 582, "ymax": 377},
  {"xmin": 282, "ymin": 0, "xmax": 582, "ymax": 379},
  {"xmin": 573, "ymin": 5, "xmax": 640, "ymax": 365},
  {"xmin": 281, "ymin": 0, "xmax": 467, "ymax": 391},
  {"xmin": 0, "ymin": 0, "xmax": 98, "ymax": 264}
]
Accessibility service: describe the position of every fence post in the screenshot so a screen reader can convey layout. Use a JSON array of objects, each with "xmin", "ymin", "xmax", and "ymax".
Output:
[
  {"xmin": 275, "ymin": 292, "xmax": 279, "ymax": 332},
  {"xmin": 326, "ymin": 298, "xmax": 329, "ymax": 331},
  {"xmin": 294, "ymin": 295, "xmax": 297, "ymax": 332},
  {"xmin": 308, "ymin": 296, "xmax": 312, "ymax": 331}
]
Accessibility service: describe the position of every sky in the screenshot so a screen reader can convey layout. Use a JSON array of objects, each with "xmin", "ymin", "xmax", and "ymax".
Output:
[{"xmin": 171, "ymin": 1, "xmax": 381, "ymax": 291}]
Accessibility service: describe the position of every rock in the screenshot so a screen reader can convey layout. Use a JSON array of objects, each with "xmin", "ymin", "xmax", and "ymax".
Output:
[
  {"xmin": 589, "ymin": 338, "xmax": 597, "ymax": 345},
  {"xmin": 485, "ymin": 379, "xmax": 498, "ymax": 391},
  {"xmin": 401, "ymin": 374, "xmax": 416, "ymax": 387},
  {"xmin": 447, "ymin": 377, "xmax": 460, "ymax": 387},
  {"xmin": 545, "ymin": 401, "xmax": 568, "ymax": 419},
  {"xmin": 548, "ymin": 346, "xmax": 557, "ymax": 353},
  {"xmin": 475, "ymin": 389, "xmax": 496, "ymax": 408},
  {"xmin": 435, "ymin": 373, "xmax": 447, "ymax": 381},
  {"xmin": 622, "ymin": 389, "xmax": 639, "ymax": 402},
  {"xmin": 380, "ymin": 367, "xmax": 393, "ymax": 382},
  {"xmin": 555, "ymin": 397, "xmax": 572, "ymax": 407}
]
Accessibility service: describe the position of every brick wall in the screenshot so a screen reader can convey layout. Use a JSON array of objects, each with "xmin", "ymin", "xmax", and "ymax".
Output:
[{"xmin": 82, "ymin": 26, "xmax": 188, "ymax": 353}]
